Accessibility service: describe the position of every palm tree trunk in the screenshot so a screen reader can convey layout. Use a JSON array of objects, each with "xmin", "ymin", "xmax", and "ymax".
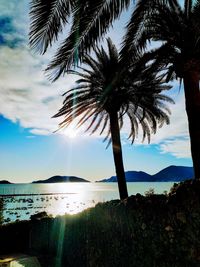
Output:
[
  {"xmin": 183, "ymin": 71, "xmax": 200, "ymax": 179},
  {"xmin": 109, "ymin": 112, "xmax": 128, "ymax": 200}
]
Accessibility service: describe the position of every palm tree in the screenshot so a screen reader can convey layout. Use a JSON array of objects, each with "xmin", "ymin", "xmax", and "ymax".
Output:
[
  {"xmin": 29, "ymin": 0, "xmax": 200, "ymax": 179},
  {"xmin": 121, "ymin": 0, "xmax": 200, "ymax": 179},
  {"xmin": 53, "ymin": 39, "xmax": 173, "ymax": 200}
]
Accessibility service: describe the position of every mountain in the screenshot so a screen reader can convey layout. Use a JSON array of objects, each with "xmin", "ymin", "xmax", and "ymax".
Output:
[
  {"xmin": 32, "ymin": 175, "xmax": 90, "ymax": 183},
  {"xmin": 152, "ymin": 165, "xmax": 194, "ymax": 182},
  {"xmin": 100, "ymin": 171, "xmax": 152, "ymax": 182},
  {"xmin": 0, "ymin": 180, "xmax": 12, "ymax": 184},
  {"xmin": 98, "ymin": 166, "xmax": 194, "ymax": 182}
]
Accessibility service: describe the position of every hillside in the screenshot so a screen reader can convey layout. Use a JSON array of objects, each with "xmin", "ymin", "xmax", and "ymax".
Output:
[
  {"xmin": 152, "ymin": 165, "xmax": 194, "ymax": 181},
  {"xmin": 98, "ymin": 166, "xmax": 194, "ymax": 182},
  {"xmin": 0, "ymin": 180, "xmax": 12, "ymax": 184},
  {"xmin": 32, "ymin": 175, "xmax": 90, "ymax": 183}
]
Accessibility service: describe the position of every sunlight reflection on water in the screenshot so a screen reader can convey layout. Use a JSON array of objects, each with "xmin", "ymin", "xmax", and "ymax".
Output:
[{"xmin": 0, "ymin": 182, "xmax": 174, "ymax": 222}]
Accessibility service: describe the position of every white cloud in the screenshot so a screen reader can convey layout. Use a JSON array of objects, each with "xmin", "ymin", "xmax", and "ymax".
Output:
[
  {"xmin": 0, "ymin": 46, "xmax": 77, "ymax": 135},
  {"xmin": 159, "ymin": 138, "xmax": 191, "ymax": 158},
  {"xmin": 0, "ymin": 0, "xmax": 77, "ymax": 136},
  {"xmin": 150, "ymin": 92, "xmax": 189, "ymax": 144},
  {"xmin": 30, "ymin": 129, "xmax": 51, "ymax": 136}
]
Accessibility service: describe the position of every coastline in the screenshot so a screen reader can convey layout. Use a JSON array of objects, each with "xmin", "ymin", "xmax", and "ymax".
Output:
[{"xmin": 1, "ymin": 179, "xmax": 200, "ymax": 266}]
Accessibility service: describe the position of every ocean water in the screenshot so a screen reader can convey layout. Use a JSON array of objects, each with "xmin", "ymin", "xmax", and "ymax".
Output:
[{"xmin": 0, "ymin": 182, "xmax": 175, "ymax": 223}]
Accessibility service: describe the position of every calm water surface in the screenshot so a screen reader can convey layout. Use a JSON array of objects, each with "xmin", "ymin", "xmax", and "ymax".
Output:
[{"xmin": 0, "ymin": 182, "xmax": 174, "ymax": 223}]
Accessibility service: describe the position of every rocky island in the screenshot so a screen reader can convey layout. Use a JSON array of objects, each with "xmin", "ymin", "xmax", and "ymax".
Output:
[{"xmin": 32, "ymin": 175, "xmax": 90, "ymax": 183}]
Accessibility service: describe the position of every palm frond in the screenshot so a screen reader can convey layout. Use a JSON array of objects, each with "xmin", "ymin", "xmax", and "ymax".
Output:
[
  {"xmin": 46, "ymin": 0, "xmax": 131, "ymax": 80},
  {"xmin": 184, "ymin": 0, "xmax": 193, "ymax": 18},
  {"xmin": 168, "ymin": 0, "xmax": 183, "ymax": 15},
  {"xmin": 29, "ymin": 0, "xmax": 76, "ymax": 53},
  {"xmin": 54, "ymin": 39, "xmax": 173, "ymax": 146},
  {"xmin": 121, "ymin": 0, "xmax": 152, "ymax": 59}
]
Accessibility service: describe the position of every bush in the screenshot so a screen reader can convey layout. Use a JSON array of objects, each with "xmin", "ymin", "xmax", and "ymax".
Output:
[
  {"xmin": 0, "ymin": 198, "xmax": 3, "ymax": 225},
  {"xmin": 2, "ymin": 180, "xmax": 200, "ymax": 267},
  {"xmin": 29, "ymin": 180, "xmax": 200, "ymax": 267},
  {"xmin": 144, "ymin": 187, "xmax": 155, "ymax": 196}
]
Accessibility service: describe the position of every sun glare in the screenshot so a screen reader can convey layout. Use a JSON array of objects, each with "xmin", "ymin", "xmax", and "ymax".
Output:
[{"xmin": 62, "ymin": 127, "xmax": 79, "ymax": 139}]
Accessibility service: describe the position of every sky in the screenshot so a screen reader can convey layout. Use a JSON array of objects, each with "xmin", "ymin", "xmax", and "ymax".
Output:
[{"xmin": 0, "ymin": 0, "xmax": 192, "ymax": 183}]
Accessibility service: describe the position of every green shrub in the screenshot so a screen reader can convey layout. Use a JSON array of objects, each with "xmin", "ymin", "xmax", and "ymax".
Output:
[
  {"xmin": 1, "ymin": 180, "xmax": 200, "ymax": 267},
  {"xmin": 144, "ymin": 187, "xmax": 155, "ymax": 196},
  {"xmin": 29, "ymin": 180, "xmax": 200, "ymax": 267},
  {"xmin": 0, "ymin": 198, "xmax": 3, "ymax": 225}
]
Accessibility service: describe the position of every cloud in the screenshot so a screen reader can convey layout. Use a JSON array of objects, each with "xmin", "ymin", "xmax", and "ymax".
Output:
[
  {"xmin": 149, "ymin": 92, "xmax": 190, "ymax": 158},
  {"xmin": 159, "ymin": 138, "xmax": 191, "ymax": 158},
  {"xmin": 0, "ymin": 46, "xmax": 77, "ymax": 135},
  {"xmin": 0, "ymin": 0, "xmax": 78, "ymax": 136},
  {"xmin": 0, "ymin": 16, "xmax": 24, "ymax": 47},
  {"xmin": 30, "ymin": 129, "xmax": 51, "ymax": 136},
  {"xmin": 150, "ymin": 92, "xmax": 189, "ymax": 144}
]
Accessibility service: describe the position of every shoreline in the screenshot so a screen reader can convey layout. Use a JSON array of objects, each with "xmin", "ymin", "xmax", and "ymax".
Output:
[{"xmin": 0, "ymin": 179, "xmax": 200, "ymax": 266}]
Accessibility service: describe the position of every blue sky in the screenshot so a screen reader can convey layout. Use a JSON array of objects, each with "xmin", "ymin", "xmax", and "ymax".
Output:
[{"xmin": 0, "ymin": 1, "xmax": 192, "ymax": 183}]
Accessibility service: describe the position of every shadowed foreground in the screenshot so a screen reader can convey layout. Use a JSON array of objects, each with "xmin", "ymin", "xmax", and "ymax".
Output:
[{"xmin": 1, "ymin": 180, "xmax": 200, "ymax": 267}]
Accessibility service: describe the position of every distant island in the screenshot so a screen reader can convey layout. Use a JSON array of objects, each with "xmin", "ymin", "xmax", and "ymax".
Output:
[
  {"xmin": 0, "ymin": 166, "xmax": 194, "ymax": 184},
  {"xmin": 98, "ymin": 166, "xmax": 194, "ymax": 182},
  {"xmin": 32, "ymin": 175, "xmax": 90, "ymax": 183},
  {"xmin": 0, "ymin": 180, "xmax": 12, "ymax": 184}
]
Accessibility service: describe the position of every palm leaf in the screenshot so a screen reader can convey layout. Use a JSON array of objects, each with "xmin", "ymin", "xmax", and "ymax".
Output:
[
  {"xmin": 29, "ymin": 0, "xmax": 76, "ymax": 53},
  {"xmin": 45, "ymin": 0, "xmax": 131, "ymax": 80}
]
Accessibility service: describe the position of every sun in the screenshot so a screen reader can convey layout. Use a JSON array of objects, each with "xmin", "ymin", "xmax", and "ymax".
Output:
[{"xmin": 62, "ymin": 127, "xmax": 78, "ymax": 139}]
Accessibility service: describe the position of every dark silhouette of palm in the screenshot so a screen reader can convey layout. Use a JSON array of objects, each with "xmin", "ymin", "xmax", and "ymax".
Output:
[
  {"xmin": 29, "ymin": 0, "xmax": 200, "ymax": 179},
  {"xmin": 53, "ymin": 39, "xmax": 173, "ymax": 199},
  {"xmin": 29, "ymin": 0, "xmax": 133, "ymax": 80},
  {"xmin": 122, "ymin": 0, "xmax": 200, "ymax": 179}
]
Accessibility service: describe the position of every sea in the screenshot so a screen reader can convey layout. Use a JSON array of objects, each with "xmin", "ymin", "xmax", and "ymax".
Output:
[{"xmin": 0, "ymin": 182, "xmax": 175, "ymax": 223}]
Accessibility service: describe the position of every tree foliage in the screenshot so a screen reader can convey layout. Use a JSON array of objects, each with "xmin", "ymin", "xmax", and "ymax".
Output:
[
  {"xmin": 122, "ymin": 0, "xmax": 200, "ymax": 80},
  {"xmin": 29, "ymin": 0, "xmax": 132, "ymax": 80},
  {"xmin": 53, "ymin": 38, "xmax": 173, "ymax": 145}
]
